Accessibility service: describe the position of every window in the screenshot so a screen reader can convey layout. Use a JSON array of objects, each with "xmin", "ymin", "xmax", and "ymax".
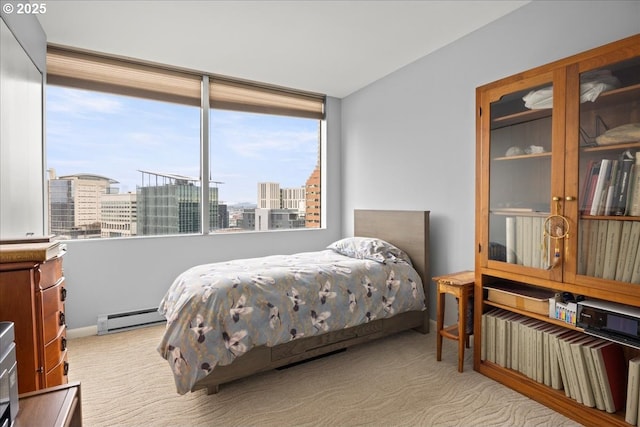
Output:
[
  {"xmin": 46, "ymin": 46, "xmax": 324, "ymax": 239},
  {"xmin": 210, "ymin": 110, "xmax": 320, "ymax": 232}
]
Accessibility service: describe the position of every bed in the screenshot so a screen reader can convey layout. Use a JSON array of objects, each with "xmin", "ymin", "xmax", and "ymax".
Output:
[{"xmin": 157, "ymin": 209, "xmax": 430, "ymax": 395}]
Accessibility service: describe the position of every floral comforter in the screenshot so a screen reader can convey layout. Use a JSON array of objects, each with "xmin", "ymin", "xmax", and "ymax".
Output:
[{"xmin": 157, "ymin": 249, "xmax": 426, "ymax": 394}]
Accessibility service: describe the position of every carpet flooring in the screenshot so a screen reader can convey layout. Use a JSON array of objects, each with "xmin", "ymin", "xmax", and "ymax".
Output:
[{"xmin": 67, "ymin": 325, "xmax": 582, "ymax": 426}]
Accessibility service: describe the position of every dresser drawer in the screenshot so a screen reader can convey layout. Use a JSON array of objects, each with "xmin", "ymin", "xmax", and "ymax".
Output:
[
  {"xmin": 35, "ymin": 257, "xmax": 63, "ymax": 290},
  {"xmin": 45, "ymin": 351, "xmax": 69, "ymax": 388},
  {"xmin": 44, "ymin": 327, "xmax": 67, "ymax": 371},
  {"xmin": 42, "ymin": 280, "xmax": 66, "ymax": 345}
]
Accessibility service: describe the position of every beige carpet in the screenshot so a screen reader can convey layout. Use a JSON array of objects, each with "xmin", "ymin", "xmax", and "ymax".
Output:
[{"xmin": 67, "ymin": 325, "xmax": 582, "ymax": 427}]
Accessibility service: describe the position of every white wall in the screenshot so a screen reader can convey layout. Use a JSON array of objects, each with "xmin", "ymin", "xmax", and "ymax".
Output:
[
  {"xmin": 63, "ymin": 96, "xmax": 342, "ymax": 329},
  {"xmin": 341, "ymin": 1, "xmax": 640, "ymax": 325},
  {"xmin": 0, "ymin": 12, "xmax": 46, "ymax": 238}
]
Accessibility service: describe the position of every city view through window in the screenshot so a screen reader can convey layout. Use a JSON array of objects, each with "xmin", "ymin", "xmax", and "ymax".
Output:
[{"xmin": 46, "ymin": 85, "xmax": 321, "ymax": 239}]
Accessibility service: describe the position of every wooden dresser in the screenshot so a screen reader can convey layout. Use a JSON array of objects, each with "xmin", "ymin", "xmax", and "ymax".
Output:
[{"xmin": 0, "ymin": 255, "xmax": 68, "ymax": 393}]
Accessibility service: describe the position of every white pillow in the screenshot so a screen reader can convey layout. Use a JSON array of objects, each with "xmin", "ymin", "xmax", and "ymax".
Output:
[{"xmin": 327, "ymin": 237, "xmax": 413, "ymax": 265}]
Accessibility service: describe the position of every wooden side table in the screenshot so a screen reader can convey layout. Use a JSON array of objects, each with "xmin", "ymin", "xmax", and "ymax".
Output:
[
  {"xmin": 15, "ymin": 381, "xmax": 82, "ymax": 427},
  {"xmin": 433, "ymin": 270, "xmax": 474, "ymax": 372}
]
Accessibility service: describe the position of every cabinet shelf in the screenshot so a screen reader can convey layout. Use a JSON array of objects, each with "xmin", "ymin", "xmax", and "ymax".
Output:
[
  {"xmin": 580, "ymin": 214, "xmax": 640, "ymax": 221},
  {"xmin": 581, "ymin": 141, "xmax": 640, "ymax": 153},
  {"xmin": 491, "ymin": 108, "xmax": 551, "ymax": 130},
  {"xmin": 490, "ymin": 84, "xmax": 640, "ymax": 131},
  {"xmin": 493, "ymin": 152, "xmax": 551, "ymax": 161},
  {"xmin": 580, "ymin": 83, "xmax": 640, "ymax": 113},
  {"xmin": 483, "ymin": 299, "xmax": 579, "ymax": 330}
]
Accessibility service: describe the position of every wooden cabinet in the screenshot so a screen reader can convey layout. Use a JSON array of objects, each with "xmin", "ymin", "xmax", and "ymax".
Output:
[
  {"xmin": 474, "ymin": 34, "xmax": 640, "ymax": 427},
  {"xmin": 0, "ymin": 256, "xmax": 68, "ymax": 393}
]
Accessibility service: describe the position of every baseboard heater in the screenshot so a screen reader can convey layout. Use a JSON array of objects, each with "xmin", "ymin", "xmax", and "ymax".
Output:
[{"xmin": 97, "ymin": 308, "xmax": 165, "ymax": 335}]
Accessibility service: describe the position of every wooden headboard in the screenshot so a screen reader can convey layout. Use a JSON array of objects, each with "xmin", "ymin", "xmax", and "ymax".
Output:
[{"xmin": 354, "ymin": 209, "xmax": 430, "ymax": 291}]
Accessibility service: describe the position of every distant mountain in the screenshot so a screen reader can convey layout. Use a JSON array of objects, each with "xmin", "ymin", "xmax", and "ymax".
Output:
[{"xmin": 228, "ymin": 202, "xmax": 257, "ymax": 209}]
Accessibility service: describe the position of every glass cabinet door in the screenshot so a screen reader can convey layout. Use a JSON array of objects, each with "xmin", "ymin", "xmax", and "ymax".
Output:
[
  {"xmin": 573, "ymin": 56, "xmax": 640, "ymax": 284},
  {"xmin": 480, "ymin": 71, "xmax": 564, "ymax": 280}
]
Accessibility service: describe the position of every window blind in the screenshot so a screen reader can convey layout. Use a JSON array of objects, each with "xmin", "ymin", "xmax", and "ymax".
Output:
[
  {"xmin": 209, "ymin": 78, "xmax": 325, "ymax": 120},
  {"xmin": 47, "ymin": 46, "xmax": 326, "ymax": 119},
  {"xmin": 47, "ymin": 46, "xmax": 202, "ymax": 106}
]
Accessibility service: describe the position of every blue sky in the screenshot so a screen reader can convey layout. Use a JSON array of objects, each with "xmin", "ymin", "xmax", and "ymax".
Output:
[{"xmin": 46, "ymin": 85, "xmax": 319, "ymax": 205}]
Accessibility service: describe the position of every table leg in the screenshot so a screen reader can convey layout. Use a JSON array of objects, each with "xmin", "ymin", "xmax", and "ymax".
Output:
[
  {"xmin": 436, "ymin": 287, "xmax": 445, "ymax": 362},
  {"xmin": 458, "ymin": 293, "xmax": 467, "ymax": 372}
]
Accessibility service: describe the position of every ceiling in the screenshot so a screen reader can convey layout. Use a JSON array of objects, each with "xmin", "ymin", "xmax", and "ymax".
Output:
[{"xmin": 36, "ymin": 0, "xmax": 530, "ymax": 98}]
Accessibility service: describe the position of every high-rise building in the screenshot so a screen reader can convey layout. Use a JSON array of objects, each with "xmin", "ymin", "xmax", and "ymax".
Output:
[
  {"xmin": 256, "ymin": 182, "xmax": 306, "ymax": 230},
  {"xmin": 305, "ymin": 166, "xmax": 321, "ymax": 228},
  {"xmin": 281, "ymin": 186, "xmax": 306, "ymax": 216},
  {"xmin": 101, "ymin": 192, "xmax": 137, "ymax": 238},
  {"xmin": 255, "ymin": 208, "xmax": 305, "ymax": 231},
  {"xmin": 257, "ymin": 182, "xmax": 281, "ymax": 209},
  {"xmin": 48, "ymin": 171, "xmax": 117, "ymax": 238},
  {"xmin": 136, "ymin": 170, "xmax": 219, "ymax": 236},
  {"xmin": 216, "ymin": 203, "xmax": 229, "ymax": 230},
  {"xmin": 305, "ymin": 124, "xmax": 321, "ymax": 228}
]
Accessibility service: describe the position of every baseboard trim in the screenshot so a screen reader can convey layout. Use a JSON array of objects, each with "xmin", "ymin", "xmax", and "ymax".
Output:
[{"xmin": 67, "ymin": 325, "xmax": 98, "ymax": 339}]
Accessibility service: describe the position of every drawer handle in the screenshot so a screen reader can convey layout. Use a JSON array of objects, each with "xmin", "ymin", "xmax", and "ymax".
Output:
[
  {"xmin": 60, "ymin": 286, "xmax": 67, "ymax": 301},
  {"xmin": 64, "ymin": 361, "xmax": 69, "ymax": 376},
  {"xmin": 61, "ymin": 337, "xmax": 67, "ymax": 351},
  {"xmin": 59, "ymin": 312, "xmax": 66, "ymax": 326}
]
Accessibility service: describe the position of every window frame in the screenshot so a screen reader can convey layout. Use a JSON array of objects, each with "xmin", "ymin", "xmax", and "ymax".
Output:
[{"xmin": 46, "ymin": 45, "xmax": 326, "ymax": 236}]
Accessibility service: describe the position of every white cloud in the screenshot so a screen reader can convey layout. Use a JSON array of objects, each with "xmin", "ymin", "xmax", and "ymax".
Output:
[
  {"xmin": 48, "ymin": 87, "xmax": 123, "ymax": 115},
  {"xmin": 227, "ymin": 129, "xmax": 316, "ymax": 158}
]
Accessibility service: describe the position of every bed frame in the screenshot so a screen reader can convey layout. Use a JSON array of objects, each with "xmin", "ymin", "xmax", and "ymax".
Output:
[{"xmin": 192, "ymin": 209, "xmax": 431, "ymax": 394}]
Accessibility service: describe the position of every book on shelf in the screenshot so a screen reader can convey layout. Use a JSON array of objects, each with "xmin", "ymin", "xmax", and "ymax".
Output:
[
  {"xmin": 483, "ymin": 309, "xmax": 498, "ymax": 363},
  {"xmin": 585, "ymin": 220, "xmax": 600, "ymax": 277},
  {"xmin": 559, "ymin": 332, "xmax": 587, "ymax": 403},
  {"xmin": 593, "ymin": 220, "xmax": 609, "ymax": 278},
  {"xmin": 495, "ymin": 310, "xmax": 519, "ymax": 368},
  {"xmin": 509, "ymin": 314, "xmax": 528, "ymax": 374},
  {"xmin": 613, "ymin": 150, "xmax": 635, "ymax": 215},
  {"xmin": 630, "ymin": 154, "xmax": 640, "ymax": 216},
  {"xmin": 536, "ymin": 323, "xmax": 558, "ymax": 386},
  {"xmin": 615, "ymin": 221, "xmax": 633, "ymax": 281},
  {"xmin": 522, "ymin": 216, "xmax": 533, "ymax": 267},
  {"xmin": 554, "ymin": 330, "xmax": 579, "ymax": 398},
  {"xmin": 570, "ymin": 336, "xmax": 600, "ymax": 408},
  {"xmin": 481, "ymin": 313, "xmax": 487, "ymax": 361},
  {"xmin": 582, "ymin": 161, "xmax": 601, "ymax": 215},
  {"xmin": 518, "ymin": 317, "xmax": 539, "ymax": 380},
  {"xmin": 603, "ymin": 159, "xmax": 619, "ymax": 216},
  {"xmin": 577, "ymin": 220, "xmax": 588, "ymax": 275},
  {"xmin": 591, "ymin": 341, "xmax": 627, "ymax": 414},
  {"xmin": 602, "ymin": 220, "xmax": 622, "ymax": 280},
  {"xmin": 506, "ymin": 217, "xmax": 516, "ymax": 264},
  {"xmin": 632, "ymin": 242, "xmax": 640, "ymax": 284},
  {"xmin": 531, "ymin": 216, "xmax": 543, "ymax": 269},
  {"xmin": 546, "ymin": 327, "xmax": 569, "ymax": 391},
  {"xmin": 626, "ymin": 356, "xmax": 640, "ymax": 425},
  {"xmin": 516, "ymin": 216, "xmax": 524, "ymax": 266},
  {"xmin": 582, "ymin": 340, "xmax": 606, "ymax": 411},
  {"xmin": 0, "ymin": 241, "xmax": 65, "ymax": 263},
  {"xmin": 622, "ymin": 221, "xmax": 640, "ymax": 282},
  {"xmin": 590, "ymin": 159, "xmax": 611, "ymax": 216}
]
